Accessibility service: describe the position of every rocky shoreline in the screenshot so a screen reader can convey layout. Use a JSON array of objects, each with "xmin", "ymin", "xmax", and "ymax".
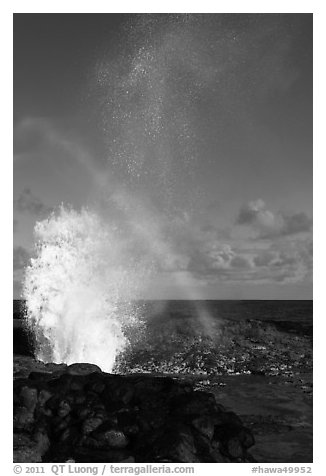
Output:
[
  {"xmin": 116, "ymin": 318, "xmax": 312, "ymax": 378},
  {"xmin": 13, "ymin": 308, "xmax": 312, "ymax": 463},
  {"xmin": 14, "ymin": 362, "xmax": 256, "ymax": 463}
]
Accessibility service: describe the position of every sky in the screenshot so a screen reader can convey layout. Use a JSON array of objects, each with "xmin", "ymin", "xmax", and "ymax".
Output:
[{"xmin": 13, "ymin": 13, "xmax": 313, "ymax": 300}]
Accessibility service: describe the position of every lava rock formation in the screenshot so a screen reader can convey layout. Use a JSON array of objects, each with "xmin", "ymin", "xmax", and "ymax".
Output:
[{"xmin": 14, "ymin": 363, "xmax": 255, "ymax": 463}]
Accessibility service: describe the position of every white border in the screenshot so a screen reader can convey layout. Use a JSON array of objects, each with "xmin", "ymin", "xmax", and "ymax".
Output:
[{"xmin": 3, "ymin": 2, "xmax": 323, "ymax": 474}]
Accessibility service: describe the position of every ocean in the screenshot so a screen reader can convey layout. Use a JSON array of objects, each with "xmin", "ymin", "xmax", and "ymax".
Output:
[
  {"xmin": 14, "ymin": 299, "xmax": 313, "ymax": 323},
  {"xmin": 13, "ymin": 299, "xmax": 313, "ymax": 376}
]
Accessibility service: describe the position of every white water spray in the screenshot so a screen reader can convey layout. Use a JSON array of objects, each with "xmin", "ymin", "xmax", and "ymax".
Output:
[{"xmin": 23, "ymin": 207, "xmax": 146, "ymax": 372}]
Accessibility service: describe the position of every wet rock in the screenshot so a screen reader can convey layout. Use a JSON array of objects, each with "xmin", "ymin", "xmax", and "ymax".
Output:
[
  {"xmin": 227, "ymin": 437, "xmax": 244, "ymax": 459},
  {"xmin": 77, "ymin": 406, "xmax": 93, "ymax": 420},
  {"xmin": 121, "ymin": 456, "xmax": 135, "ymax": 463},
  {"xmin": 59, "ymin": 428, "xmax": 71, "ymax": 442},
  {"xmin": 209, "ymin": 440, "xmax": 227, "ymax": 462},
  {"xmin": 73, "ymin": 392, "xmax": 87, "ymax": 405},
  {"xmin": 171, "ymin": 390, "xmax": 219, "ymax": 418},
  {"xmin": 117, "ymin": 410, "xmax": 139, "ymax": 436},
  {"xmin": 81, "ymin": 435, "xmax": 105, "ymax": 449},
  {"xmin": 102, "ymin": 379, "xmax": 134, "ymax": 409},
  {"xmin": 33, "ymin": 428, "xmax": 50, "ymax": 456},
  {"xmin": 238, "ymin": 428, "xmax": 255, "ymax": 449},
  {"xmin": 28, "ymin": 371, "xmax": 54, "ymax": 381},
  {"xmin": 57, "ymin": 400, "xmax": 71, "ymax": 418},
  {"xmin": 38, "ymin": 406, "xmax": 52, "ymax": 417},
  {"xmin": 191, "ymin": 416, "xmax": 215, "ymax": 440},
  {"xmin": 99, "ymin": 430, "xmax": 128, "ymax": 448},
  {"xmin": 151, "ymin": 423, "xmax": 200, "ymax": 463},
  {"xmin": 14, "ymin": 386, "xmax": 38, "ymax": 429},
  {"xmin": 89, "ymin": 380, "xmax": 106, "ymax": 395},
  {"xmin": 45, "ymin": 363, "xmax": 68, "ymax": 374},
  {"xmin": 67, "ymin": 363, "xmax": 102, "ymax": 376},
  {"xmin": 13, "ymin": 364, "xmax": 256, "ymax": 463},
  {"xmin": 14, "ymin": 406, "xmax": 35, "ymax": 429},
  {"xmin": 38, "ymin": 389, "xmax": 52, "ymax": 406},
  {"xmin": 20, "ymin": 386, "xmax": 38, "ymax": 412},
  {"xmin": 13, "ymin": 433, "xmax": 43, "ymax": 463},
  {"xmin": 82, "ymin": 416, "xmax": 104, "ymax": 435},
  {"xmin": 69, "ymin": 377, "xmax": 87, "ymax": 392},
  {"xmin": 54, "ymin": 415, "xmax": 71, "ymax": 434},
  {"xmin": 74, "ymin": 446, "xmax": 131, "ymax": 463}
]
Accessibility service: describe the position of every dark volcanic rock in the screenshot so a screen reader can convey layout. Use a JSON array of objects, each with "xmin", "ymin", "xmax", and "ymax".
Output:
[
  {"xmin": 67, "ymin": 363, "xmax": 102, "ymax": 376},
  {"xmin": 13, "ymin": 433, "xmax": 43, "ymax": 463},
  {"xmin": 13, "ymin": 364, "xmax": 256, "ymax": 463}
]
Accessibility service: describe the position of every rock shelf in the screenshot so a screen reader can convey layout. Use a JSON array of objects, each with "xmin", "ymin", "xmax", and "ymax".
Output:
[{"xmin": 14, "ymin": 363, "xmax": 256, "ymax": 463}]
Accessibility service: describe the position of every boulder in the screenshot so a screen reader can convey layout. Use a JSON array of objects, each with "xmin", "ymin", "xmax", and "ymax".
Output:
[
  {"xmin": 67, "ymin": 363, "xmax": 102, "ymax": 376},
  {"xmin": 82, "ymin": 416, "xmax": 104, "ymax": 435},
  {"xmin": 14, "ymin": 433, "xmax": 43, "ymax": 463},
  {"xmin": 191, "ymin": 416, "xmax": 215, "ymax": 440},
  {"xmin": 98, "ymin": 429, "xmax": 128, "ymax": 448}
]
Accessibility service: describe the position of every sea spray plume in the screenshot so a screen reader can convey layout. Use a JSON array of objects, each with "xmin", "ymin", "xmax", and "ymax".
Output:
[
  {"xmin": 95, "ymin": 14, "xmax": 220, "ymax": 330},
  {"xmin": 108, "ymin": 189, "xmax": 219, "ymax": 337},
  {"xmin": 97, "ymin": 14, "xmax": 208, "ymax": 212},
  {"xmin": 22, "ymin": 206, "xmax": 146, "ymax": 372}
]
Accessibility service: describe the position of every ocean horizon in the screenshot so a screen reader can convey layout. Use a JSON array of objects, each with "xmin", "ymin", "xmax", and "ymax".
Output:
[{"xmin": 14, "ymin": 298, "xmax": 313, "ymax": 323}]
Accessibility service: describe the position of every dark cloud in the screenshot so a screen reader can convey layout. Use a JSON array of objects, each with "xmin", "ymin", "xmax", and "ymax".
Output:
[
  {"xmin": 230, "ymin": 255, "xmax": 252, "ymax": 269},
  {"xmin": 13, "ymin": 219, "xmax": 18, "ymax": 233},
  {"xmin": 14, "ymin": 188, "xmax": 53, "ymax": 216},
  {"xmin": 253, "ymin": 251, "xmax": 276, "ymax": 267},
  {"xmin": 236, "ymin": 199, "xmax": 312, "ymax": 238},
  {"xmin": 237, "ymin": 199, "xmax": 267, "ymax": 225},
  {"xmin": 13, "ymin": 246, "xmax": 30, "ymax": 271},
  {"xmin": 281, "ymin": 212, "xmax": 312, "ymax": 235}
]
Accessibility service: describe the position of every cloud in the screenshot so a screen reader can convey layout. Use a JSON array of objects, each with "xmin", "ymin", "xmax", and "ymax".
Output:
[
  {"xmin": 237, "ymin": 199, "xmax": 312, "ymax": 238},
  {"xmin": 230, "ymin": 255, "xmax": 253, "ymax": 269},
  {"xmin": 237, "ymin": 198, "xmax": 267, "ymax": 225},
  {"xmin": 14, "ymin": 188, "xmax": 54, "ymax": 216},
  {"xmin": 252, "ymin": 237, "xmax": 312, "ymax": 283},
  {"xmin": 198, "ymin": 243, "xmax": 235, "ymax": 271},
  {"xmin": 253, "ymin": 251, "xmax": 277, "ymax": 267},
  {"xmin": 184, "ymin": 224, "xmax": 312, "ymax": 285},
  {"xmin": 188, "ymin": 239, "xmax": 254, "ymax": 278},
  {"xmin": 13, "ymin": 246, "xmax": 30, "ymax": 271},
  {"xmin": 281, "ymin": 212, "xmax": 312, "ymax": 236}
]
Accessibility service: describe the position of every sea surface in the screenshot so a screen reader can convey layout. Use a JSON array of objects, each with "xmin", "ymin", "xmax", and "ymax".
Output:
[
  {"xmin": 138, "ymin": 299, "xmax": 313, "ymax": 323},
  {"xmin": 13, "ymin": 299, "xmax": 313, "ymax": 324}
]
